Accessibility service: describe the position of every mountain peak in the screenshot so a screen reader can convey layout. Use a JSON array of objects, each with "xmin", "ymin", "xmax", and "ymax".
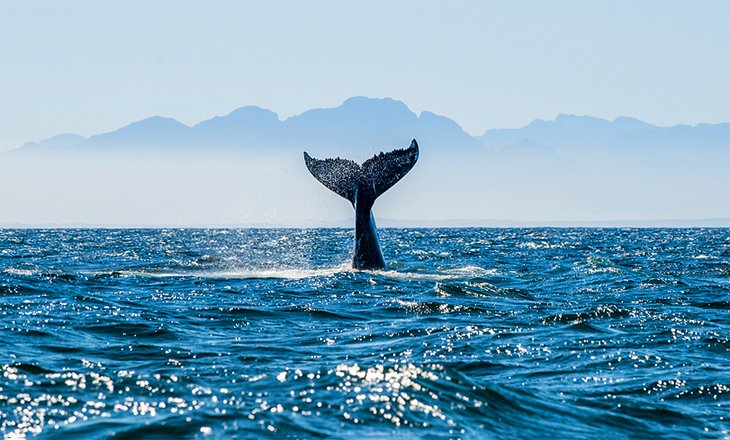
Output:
[
  {"xmin": 341, "ymin": 96, "xmax": 408, "ymax": 108},
  {"xmin": 124, "ymin": 116, "xmax": 189, "ymax": 129},
  {"xmin": 79, "ymin": 115, "xmax": 191, "ymax": 149},
  {"xmin": 336, "ymin": 96, "xmax": 415, "ymax": 117},
  {"xmin": 226, "ymin": 106, "xmax": 279, "ymax": 120},
  {"xmin": 554, "ymin": 113, "xmax": 608, "ymax": 124},
  {"xmin": 195, "ymin": 106, "xmax": 280, "ymax": 129},
  {"xmin": 22, "ymin": 133, "xmax": 86, "ymax": 150}
]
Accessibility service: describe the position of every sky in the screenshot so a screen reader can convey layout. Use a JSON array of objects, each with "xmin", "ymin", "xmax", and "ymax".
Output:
[{"xmin": 1, "ymin": 0, "xmax": 729, "ymax": 152}]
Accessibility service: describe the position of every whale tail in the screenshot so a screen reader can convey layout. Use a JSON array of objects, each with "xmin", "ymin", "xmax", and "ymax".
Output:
[
  {"xmin": 303, "ymin": 139, "xmax": 419, "ymax": 205},
  {"xmin": 304, "ymin": 139, "xmax": 419, "ymax": 270}
]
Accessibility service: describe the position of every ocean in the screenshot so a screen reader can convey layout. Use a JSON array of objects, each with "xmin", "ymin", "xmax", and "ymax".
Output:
[{"xmin": 0, "ymin": 228, "xmax": 728, "ymax": 438}]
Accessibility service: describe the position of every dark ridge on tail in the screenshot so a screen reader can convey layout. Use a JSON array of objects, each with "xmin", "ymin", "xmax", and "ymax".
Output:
[{"xmin": 304, "ymin": 139, "xmax": 419, "ymax": 269}]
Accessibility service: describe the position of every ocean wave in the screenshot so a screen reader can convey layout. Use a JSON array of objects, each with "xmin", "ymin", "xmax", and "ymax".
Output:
[{"xmin": 1, "ymin": 228, "xmax": 728, "ymax": 438}]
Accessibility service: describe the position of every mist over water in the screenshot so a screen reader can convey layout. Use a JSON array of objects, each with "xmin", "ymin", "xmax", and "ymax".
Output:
[
  {"xmin": 1, "ymin": 228, "xmax": 728, "ymax": 438},
  {"xmin": 1, "ymin": 143, "xmax": 729, "ymax": 226}
]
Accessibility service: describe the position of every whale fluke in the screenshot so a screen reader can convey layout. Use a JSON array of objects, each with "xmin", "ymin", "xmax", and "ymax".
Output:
[
  {"xmin": 361, "ymin": 142, "xmax": 420, "ymax": 199},
  {"xmin": 304, "ymin": 139, "xmax": 419, "ymax": 269},
  {"xmin": 302, "ymin": 154, "xmax": 360, "ymax": 203}
]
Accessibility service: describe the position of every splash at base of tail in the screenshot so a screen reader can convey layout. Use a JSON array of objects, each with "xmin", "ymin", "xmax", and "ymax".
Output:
[{"xmin": 304, "ymin": 139, "xmax": 419, "ymax": 270}]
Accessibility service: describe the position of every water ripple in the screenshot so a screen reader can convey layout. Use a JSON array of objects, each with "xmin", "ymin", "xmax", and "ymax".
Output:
[{"xmin": 0, "ymin": 228, "xmax": 728, "ymax": 438}]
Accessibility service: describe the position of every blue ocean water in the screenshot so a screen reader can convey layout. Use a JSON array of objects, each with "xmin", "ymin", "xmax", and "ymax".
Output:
[{"xmin": 0, "ymin": 228, "xmax": 728, "ymax": 439}]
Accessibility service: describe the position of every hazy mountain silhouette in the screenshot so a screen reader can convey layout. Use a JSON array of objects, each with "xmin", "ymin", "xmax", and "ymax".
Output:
[
  {"xmin": 85, "ymin": 116, "xmax": 192, "ymax": 150},
  {"xmin": 479, "ymin": 113, "xmax": 730, "ymax": 151},
  {"xmin": 4, "ymin": 97, "xmax": 730, "ymax": 227},
  {"xmin": 12, "ymin": 97, "xmax": 477, "ymax": 154},
  {"xmin": 10, "ymin": 98, "xmax": 730, "ymax": 155},
  {"xmin": 21, "ymin": 133, "xmax": 87, "ymax": 151},
  {"xmin": 193, "ymin": 106, "xmax": 281, "ymax": 149}
]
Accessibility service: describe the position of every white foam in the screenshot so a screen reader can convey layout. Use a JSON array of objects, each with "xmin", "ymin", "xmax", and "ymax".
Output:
[
  {"xmin": 116, "ymin": 263, "xmax": 352, "ymax": 280},
  {"xmin": 104, "ymin": 264, "xmax": 495, "ymax": 281},
  {"xmin": 446, "ymin": 265, "xmax": 499, "ymax": 277},
  {"xmin": 4, "ymin": 268, "xmax": 37, "ymax": 276},
  {"xmin": 364, "ymin": 269, "xmax": 453, "ymax": 281}
]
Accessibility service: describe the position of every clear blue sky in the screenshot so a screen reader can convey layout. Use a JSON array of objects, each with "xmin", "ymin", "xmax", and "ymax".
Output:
[{"xmin": 1, "ymin": 0, "xmax": 729, "ymax": 151}]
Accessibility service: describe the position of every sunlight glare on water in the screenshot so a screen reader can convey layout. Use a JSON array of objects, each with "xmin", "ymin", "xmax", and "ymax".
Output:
[{"xmin": 0, "ymin": 228, "xmax": 728, "ymax": 438}]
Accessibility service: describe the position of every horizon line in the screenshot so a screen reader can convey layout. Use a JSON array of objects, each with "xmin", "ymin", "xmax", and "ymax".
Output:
[{"xmin": 2, "ymin": 218, "xmax": 730, "ymax": 229}]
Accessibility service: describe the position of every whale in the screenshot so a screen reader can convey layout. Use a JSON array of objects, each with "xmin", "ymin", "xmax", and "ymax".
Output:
[{"xmin": 304, "ymin": 139, "xmax": 419, "ymax": 270}]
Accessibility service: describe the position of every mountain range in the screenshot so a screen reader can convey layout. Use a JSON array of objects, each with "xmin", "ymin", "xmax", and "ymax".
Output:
[
  {"xmin": 15, "ymin": 96, "xmax": 729, "ymax": 155},
  {"xmin": 4, "ymin": 96, "xmax": 730, "ymax": 227}
]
